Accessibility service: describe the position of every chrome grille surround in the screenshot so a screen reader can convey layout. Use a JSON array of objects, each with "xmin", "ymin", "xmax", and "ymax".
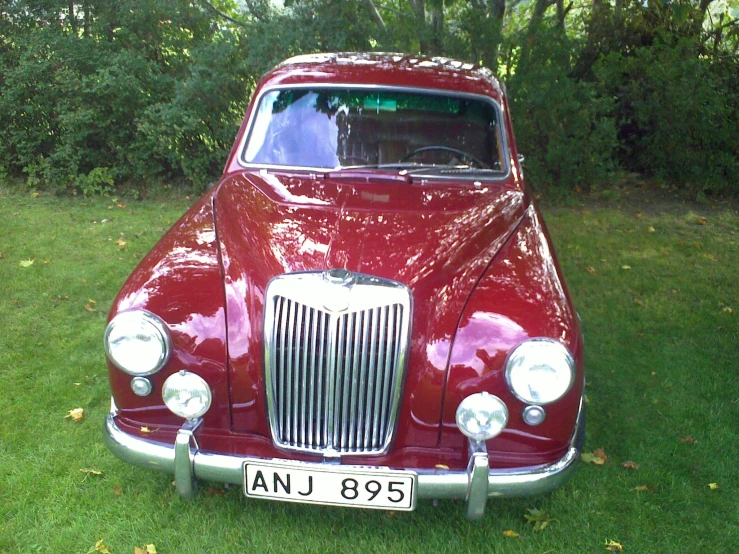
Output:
[{"xmin": 264, "ymin": 270, "xmax": 412, "ymax": 457}]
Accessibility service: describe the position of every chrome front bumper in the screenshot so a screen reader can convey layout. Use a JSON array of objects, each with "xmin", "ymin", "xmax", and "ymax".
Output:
[{"xmin": 103, "ymin": 402, "xmax": 583, "ymax": 520}]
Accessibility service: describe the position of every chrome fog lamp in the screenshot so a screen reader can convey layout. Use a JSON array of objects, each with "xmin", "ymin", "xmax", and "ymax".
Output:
[
  {"xmin": 456, "ymin": 392, "xmax": 508, "ymax": 441},
  {"xmin": 506, "ymin": 338, "xmax": 575, "ymax": 405},
  {"xmin": 162, "ymin": 371, "xmax": 212, "ymax": 419},
  {"xmin": 104, "ymin": 310, "xmax": 171, "ymax": 376}
]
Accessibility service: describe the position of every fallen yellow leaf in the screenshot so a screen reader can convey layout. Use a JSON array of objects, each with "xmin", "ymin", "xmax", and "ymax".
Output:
[
  {"xmin": 621, "ymin": 265, "xmax": 632, "ymax": 270},
  {"xmin": 80, "ymin": 468, "xmax": 103, "ymax": 482},
  {"xmin": 141, "ymin": 426, "xmax": 152, "ymax": 434},
  {"xmin": 135, "ymin": 547, "xmax": 157, "ymax": 554},
  {"xmin": 605, "ymin": 539, "xmax": 623, "ymax": 552},
  {"xmin": 87, "ymin": 539, "xmax": 111, "ymax": 554},
  {"xmin": 647, "ymin": 226, "xmax": 655, "ymax": 233},
  {"xmin": 585, "ymin": 266, "xmax": 597, "ymax": 275},
  {"xmin": 594, "ymin": 448, "xmax": 608, "ymax": 463},
  {"xmin": 696, "ymin": 216, "xmax": 707, "ymax": 225},
  {"xmin": 581, "ymin": 449, "xmax": 608, "ymax": 465},
  {"xmin": 723, "ymin": 307, "xmax": 734, "ymax": 314},
  {"xmin": 65, "ymin": 408, "xmax": 84, "ymax": 422},
  {"xmin": 631, "ymin": 485, "xmax": 649, "ymax": 492},
  {"xmin": 622, "ymin": 461, "xmax": 639, "ymax": 470},
  {"xmin": 19, "ymin": 259, "xmax": 34, "ymax": 268},
  {"xmin": 524, "ymin": 508, "xmax": 554, "ymax": 531},
  {"xmin": 678, "ymin": 436, "xmax": 696, "ymax": 444},
  {"xmin": 502, "ymin": 530, "xmax": 519, "ymax": 538},
  {"xmin": 708, "ymin": 482, "xmax": 719, "ymax": 490}
]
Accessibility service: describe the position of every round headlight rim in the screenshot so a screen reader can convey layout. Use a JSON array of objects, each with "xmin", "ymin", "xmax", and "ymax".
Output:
[
  {"xmin": 504, "ymin": 337, "xmax": 576, "ymax": 406},
  {"xmin": 162, "ymin": 370, "xmax": 212, "ymax": 420},
  {"xmin": 104, "ymin": 309, "xmax": 172, "ymax": 376}
]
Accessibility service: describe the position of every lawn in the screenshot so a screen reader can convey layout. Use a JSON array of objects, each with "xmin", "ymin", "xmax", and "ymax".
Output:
[{"xmin": 0, "ymin": 184, "xmax": 737, "ymax": 553}]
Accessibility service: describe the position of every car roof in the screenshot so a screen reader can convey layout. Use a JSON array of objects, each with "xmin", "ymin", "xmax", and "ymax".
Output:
[{"xmin": 257, "ymin": 52, "xmax": 505, "ymax": 100}]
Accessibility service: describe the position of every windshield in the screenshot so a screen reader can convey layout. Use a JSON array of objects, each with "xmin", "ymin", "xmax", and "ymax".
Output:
[{"xmin": 242, "ymin": 87, "xmax": 506, "ymax": 174}]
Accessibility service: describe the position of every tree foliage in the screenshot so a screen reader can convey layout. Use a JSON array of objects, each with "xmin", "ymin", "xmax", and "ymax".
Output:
[{"xmin": 0, "ymin": 0, "xmax": 737, "ymax": 195}]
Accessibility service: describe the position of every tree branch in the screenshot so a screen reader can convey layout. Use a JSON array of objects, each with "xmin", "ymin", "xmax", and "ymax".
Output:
[
  {"xmin": 375, "ymin": 3, "xmax": 408, "ymax": 18},
  {"xmin": 243, "ymin": 0, "xmax": 269, "ymax": 23},
  {"xmin": 198, "ymin": 0, "xmax": 251, "ymax": 27},
  {"xmin": 363, "ymin": 0, "xmax": 387, "ymax": 31}
]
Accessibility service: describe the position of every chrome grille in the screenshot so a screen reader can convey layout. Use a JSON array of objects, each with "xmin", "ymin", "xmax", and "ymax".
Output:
[{"xmin": 264, "ymin": 271, "xmax": 411, "ymax": 455}]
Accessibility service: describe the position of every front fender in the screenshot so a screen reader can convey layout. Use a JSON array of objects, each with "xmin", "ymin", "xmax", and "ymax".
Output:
[
  {"xmin": 106, "ymin": 192, "xmax": 229, "ymax": 430},
  {"xmin": 441, "ymin": 205, "xmax": 584, "ymax": 467}
]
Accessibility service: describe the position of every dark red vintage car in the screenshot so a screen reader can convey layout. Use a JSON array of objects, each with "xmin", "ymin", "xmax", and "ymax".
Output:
[{"xmin": 103, "ymin": 52, "xmax": 585, "ymax": 519}]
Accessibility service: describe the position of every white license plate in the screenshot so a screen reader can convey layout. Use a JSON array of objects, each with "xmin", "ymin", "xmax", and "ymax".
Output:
[{"xmin": 243, "ymin": 459, "xmax": 417, "ymax": 511}]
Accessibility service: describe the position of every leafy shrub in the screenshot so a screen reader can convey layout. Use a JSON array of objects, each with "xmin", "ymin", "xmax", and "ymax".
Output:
[
  {"xmin": 595, "ymin": 37, "xmax": 739, "ymax": 196},
  {"xmin": 508, "ymin": 30, "xmax": 617, "ymax": 194},
  {"xmin": 74, "ymin": 167, "xmax": 115, "ymax": 196}
]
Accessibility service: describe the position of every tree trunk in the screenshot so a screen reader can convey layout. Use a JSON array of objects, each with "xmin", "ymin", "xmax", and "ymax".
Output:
[
  {"xmin": 68, "ymin": 1, "xmax": 78, "ymax": 35},
  {"xmin": 83, "ymin": 3, "xmax": 91, "ymax": 38},
  {"xmin": 428, "ymin": 0, "xmax": 444, "ymax": 54},
  {"xmin": 518, "ymin": 0, "xmax": 556, "ymax": 70}
]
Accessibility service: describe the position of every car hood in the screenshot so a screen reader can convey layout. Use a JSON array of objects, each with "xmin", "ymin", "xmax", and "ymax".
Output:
[{"xmin": 214, "ymin": 170, "xmax": 527, "ymax": 447}]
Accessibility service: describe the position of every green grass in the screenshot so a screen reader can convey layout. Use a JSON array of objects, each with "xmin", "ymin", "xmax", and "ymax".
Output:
[{"xmin": 1, "ymin": 184, "xmax": 737, "ymax": 553}]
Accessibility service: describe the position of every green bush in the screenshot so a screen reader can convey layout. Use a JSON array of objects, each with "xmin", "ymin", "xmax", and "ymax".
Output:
[
  {"xmin": 595, "ymin": 38, "xmax": 739, "ymax": 196},
  {"xmin": 0, "ymin": 2, "xmax": 253, "ymax": 193},
  {"xmin": 508, "ymin": 30, "xmax": 617, "ymax": 194}
]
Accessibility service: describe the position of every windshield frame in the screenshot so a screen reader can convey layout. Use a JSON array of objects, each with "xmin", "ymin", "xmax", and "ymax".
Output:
[{"xmin": 237, "ymin": 83, "xmax": 511, "ymax": 181}]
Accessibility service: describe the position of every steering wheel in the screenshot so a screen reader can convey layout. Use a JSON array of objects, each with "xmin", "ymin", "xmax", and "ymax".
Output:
[{"xmin": 400, "ymin": 146, "xmax": 489, "ymax": 169}]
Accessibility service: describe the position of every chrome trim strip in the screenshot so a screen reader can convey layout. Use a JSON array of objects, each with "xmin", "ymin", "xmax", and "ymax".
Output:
[
  {"xmin": 236, "ymin": 83, "xmax": 511, "ymax": 181},
  {"xmin": 102, "ymin": 396, "xmax": 584, "ymax": 518}
]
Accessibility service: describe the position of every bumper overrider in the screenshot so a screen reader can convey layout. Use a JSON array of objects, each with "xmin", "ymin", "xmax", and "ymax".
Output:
[{"xmin": 103, "ymin": 398, "xmax": 584, "ymax": 520}]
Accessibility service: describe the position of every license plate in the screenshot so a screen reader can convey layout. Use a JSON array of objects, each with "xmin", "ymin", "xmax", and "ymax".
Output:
[{"xmin": 243, "ymin": 459, "xmax": 417, "ymax": 511}]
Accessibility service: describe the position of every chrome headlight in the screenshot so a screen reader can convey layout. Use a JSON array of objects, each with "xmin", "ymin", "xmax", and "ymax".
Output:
[
  {"xmin": 162, "ymin": 371, "xmax": 212, "ymax": 419},
  {"xmin": 104, "ymin": 310, "xmax": 171, "ymax": 376},
  {"xmin": 505, "ymin": 338, "xmax": 575, "ymax": 405},
  {"xmin": 456, "ymin": 392, "xmax": 509, "ymax": 441}
]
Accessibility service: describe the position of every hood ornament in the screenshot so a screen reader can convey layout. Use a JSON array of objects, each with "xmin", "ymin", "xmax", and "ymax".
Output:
[{"xmin": 322, "ymin": 268, "xmax": 354, "ymax": 312}]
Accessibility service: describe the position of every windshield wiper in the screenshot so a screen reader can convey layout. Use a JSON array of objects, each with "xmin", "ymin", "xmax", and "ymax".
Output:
[
  {"xmin": 335, "ymin": 162, "xmax": 439, "ymax": 170},
  {"xmin": 323, "ymin": 163, "xmax": 439, "ymax": 180},
  {"xmin": 403, "ymin": 165, "xmax": 486, "ymax": 175}
]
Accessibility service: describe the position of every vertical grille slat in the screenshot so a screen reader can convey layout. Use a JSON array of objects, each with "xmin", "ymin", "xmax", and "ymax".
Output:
[
  {"xmin": 371, "ymin": 305, "xmax": 388, "ymax": 448},
  {"xmin": 266, "ymin": 272, "xmax": 410, "ymax": 455},
  {"xmin": 364, "ymin": 307, "xmax": 380, "ymax": 449},
  {"xmin": 317, "ymin": 311, "xmax": 328, "ymax": 448},
  {"xmin": 278, "ymin": 297, "xmax": 288, "ymax": 440},
  {"xmin": 307, "ymin": 307, "xmax": 316, "ymax": 447}
]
